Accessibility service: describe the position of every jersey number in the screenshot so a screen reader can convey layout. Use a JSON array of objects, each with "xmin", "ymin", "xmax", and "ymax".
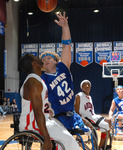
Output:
[
  {"xmin": 57, "ymin": 81, "xmax": 71, "ymax": 97},
  {"xmin": 89, "ymin": 109, "xmax": 94, "ymax": 115},
  {"xmin": 44, "ymin": 103, "xmax": 49, "ymax": 113}
]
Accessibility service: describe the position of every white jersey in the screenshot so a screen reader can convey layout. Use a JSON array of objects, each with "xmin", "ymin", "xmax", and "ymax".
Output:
[
  {"xmin": 77, "ymin": 92, "xmax": 102, "ymax": 123},
  {"xmin": 19, "ymin": 73, "xmax": 80, "ymax": 150},
  {"xmin": 19, "ymin": 73, "xmax": 49, "ymax": 133}
]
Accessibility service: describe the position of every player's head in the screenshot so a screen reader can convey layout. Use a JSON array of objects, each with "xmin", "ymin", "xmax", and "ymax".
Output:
[
  {"xmin": 19, "ymin": 53, "xmax": 43, "ymax": 74},
  {"xmin": 40, "ymin": 51, "xmax": 60, "ymax": 63},
  {"xmin": 115, "ymin": 85, "xmax": 123, "ymax": 96},
  {"xmin": 80, "ymin": 80, "xmax": 91, "ymax": 95},
  {"xmin": 40, "ymin": 51, "xmax": 60, "ymax": 71}
]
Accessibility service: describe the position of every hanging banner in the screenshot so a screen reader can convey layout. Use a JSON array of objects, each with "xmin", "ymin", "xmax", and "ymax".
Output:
[
  {"xmin": 95, "ymin": 42, "xmax": 112, "ymax": 66},
  {"xmin": 21, "ymin": 44, "xmax": 38, "ymax": 56},
  {"xmin": 0, "ymin": 21, "xmax": 4, "ymax": 35},
  {"xmin": 76, "ymin": 42, "xmax": 93, "ymax": 67},
  {"xmin": 4, "ymin": 49, "xmax": 7, "ymax": 77},
  {"xmin": 39, "ymin": 43, "xmax": 55, "ymax": 57},
  {"xmin": 56, "ymin": 43, "xmax": 74, "ymax": 63},
  {"xmin": 113, "ymin": 41, "xmax": 123, "ymax": 62}
]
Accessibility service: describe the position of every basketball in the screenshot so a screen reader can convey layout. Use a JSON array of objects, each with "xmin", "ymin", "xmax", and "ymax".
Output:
[{"xmin": 37, "ymin": 0, "xmax": 57, "ymax": 13}]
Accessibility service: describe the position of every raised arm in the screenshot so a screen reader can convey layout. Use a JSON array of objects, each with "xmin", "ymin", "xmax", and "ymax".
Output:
[
  {"xmin": 24, "ymin": 78, "xmax": 53, "ymax": 150},
  {"xmin": 109, "ymin": 99, "xmax": 116, "ymax": 119},
  {"xmin": 54, "ymin": 11, "xmax": 71, "ymax": 69}
]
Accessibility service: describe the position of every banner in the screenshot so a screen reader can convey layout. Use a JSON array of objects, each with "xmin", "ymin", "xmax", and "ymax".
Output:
[
  {"xmin": 39, "ymin": 43, "xmax": 55, "ymax": 57},
  {"xmin": 21, "ymin": 44, "xmax": 38, "ymax": 56},
  {"xmin": 4, "ymin": 49, "xmax": 7, "ymax": 77},
  {"xmin": 76, "ymin": 42, "xmax": 93, "ymax": 67},
  {"xmin": 56, "ymin": 43, "xmax": 74, "ymax": 63},
  {"xmin": 95, "ymin": 42, "xmax": 112, "ymax": 66},
  {"xmin": 0, "ymin": 21, "xmax": 4, "ymax": 35},
  {"xmin": 113, "ymin": 41, "xmax": 123, "ymax": 62}
]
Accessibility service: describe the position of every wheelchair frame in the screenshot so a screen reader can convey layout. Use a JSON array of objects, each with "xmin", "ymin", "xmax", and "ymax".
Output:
[{"xmin": 86, "ymin": 118, "xmax": 112, "ymax": 150}]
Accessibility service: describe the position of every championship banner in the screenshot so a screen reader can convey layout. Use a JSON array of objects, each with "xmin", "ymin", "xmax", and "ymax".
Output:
[
  {"xmin": 21, "ymin": 44, "xmax": 38, "ymax": 56},
  {"xmin": 95, "ymin": 42, "xmax": 112, "ymax": 66},
  {"xmin": 4, "ymin": 49, "xmax": 7, "ymax": 77},
  {"xmin": 0, "ymin": 21, "xmax": 4, "ymax": 35},
  {"xmin": 76, "ymin": 42, "xmax": 93, "ymax": 67},
  {"xmin": 114, "ymin": 41, "xmax": 123, "ymax": 62},
  {"xmin": 56, "ymin": 43, "xmax": 74, "ymax": 63},
  {"xmin": 39, "ymin": 43, "xmax": 55, "ymax": 57}
]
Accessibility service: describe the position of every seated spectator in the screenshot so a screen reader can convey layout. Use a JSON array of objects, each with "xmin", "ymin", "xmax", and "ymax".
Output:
[
  {"xmin": 3, "ymin": 97, "xmax": 7, "ymax": 112},
  {"xmin": 109, "ymin": 85, "xmax": 123, "ymax": 134},
  {"xmin": 0, "ymin": 106, "xmax": 6, "ymax": 116},
  {"xmin": 10, "ymin": 99, "xmax": 18, "ymax": 113},
  {"xmin": 74, "ymin": 80, "xmax": 111, "ymax": 150},
  {"xmin": 6, "ymin": 98, "xmax": 12, "ymax": 114},
  {"xmin": 7, "ymin": 98, "xmax": 10, "ymax": 106}
]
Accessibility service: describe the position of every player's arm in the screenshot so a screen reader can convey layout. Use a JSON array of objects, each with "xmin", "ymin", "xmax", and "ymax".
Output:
[
  {"xmin": 109, "ymin": 99, "xmax": 116, "ymax": 119},
  {"xmin": 24, "ymin": 78, "xmax": 53, "ymax": 150},
  {"xmin": 74, "ymin": 94, "xmax": 81, "ymax": 116},
  {"xmin": 54, "ymin": 11, "xmax": 71, "ymax": 69}
]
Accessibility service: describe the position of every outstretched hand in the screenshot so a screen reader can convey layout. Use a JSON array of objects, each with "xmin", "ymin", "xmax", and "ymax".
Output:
[{"xmin": 54, "ymin": 11, "xmax": 68, "ymax": 27}]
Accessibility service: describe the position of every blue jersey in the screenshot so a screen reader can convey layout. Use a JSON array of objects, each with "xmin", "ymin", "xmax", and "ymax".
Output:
[
  {"xmin": 114, "ymin": 97, "xmax": 123, "ymax": 114},
  {"xmin": 41, "ymin": 62, "xmax": 85, "ymax": 130}
]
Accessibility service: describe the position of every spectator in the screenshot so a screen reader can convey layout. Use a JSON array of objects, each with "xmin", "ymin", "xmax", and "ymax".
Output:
[
  {"xmin": 6, "ymin": 98, "xmax": 12, "ymax": 114},
  {"xmin": 0, "ymin": 105, "xmax": 6, "ymax": 116},
  {"xmin": 10, "ymin": 99, "xmax": 18, "ymax": 113},
  {"xmin": 3, "ymin": 97, "xmax": 7, "ymax": 112}
]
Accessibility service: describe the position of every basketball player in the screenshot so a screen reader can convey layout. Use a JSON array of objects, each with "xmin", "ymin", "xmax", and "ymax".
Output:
[
  {"xmin": 40, "ymin": 11, "xmax": 91, "ymax": 135},
  {"xmin": 19, "ymin": 53, "xmax": 80, "ymax": 150},
  {"xmin": 74, "ymin": 80, "xmax": 111, "ymax": 150},
  {"xmin": 109, "ymin": 85, "xmax": 123, "ymax": 134}
]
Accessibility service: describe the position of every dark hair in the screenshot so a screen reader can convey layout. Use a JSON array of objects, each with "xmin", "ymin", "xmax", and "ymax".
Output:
[{"xmin": 19, "ymin": 53, "xmax": 34, "ymax": 74}]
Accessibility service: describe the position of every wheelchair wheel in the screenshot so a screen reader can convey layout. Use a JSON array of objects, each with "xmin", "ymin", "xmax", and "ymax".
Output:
[
  {"xmin": 1, "ymin": 131, "xmax": 65, "ymax": 150},
  {"xmin": 75, "ymin": 131, "xmax": 98, "ymax": 150}
]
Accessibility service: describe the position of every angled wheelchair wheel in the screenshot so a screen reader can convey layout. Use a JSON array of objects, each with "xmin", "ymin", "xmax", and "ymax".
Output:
[
  {"xmin": 1, "ymin": 131, "xmax": 65, "ymax": 150},
  {"xmin": 75, "ymin": 131, "xmax": 98, "ymax": 150}
]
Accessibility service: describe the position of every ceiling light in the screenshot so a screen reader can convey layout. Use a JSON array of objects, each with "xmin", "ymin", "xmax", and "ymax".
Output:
[
  {"xmin": 28, "ymin": 12, "xmax": 33, "ymax": 15},
  {"xmin": 13, "ymin": 0, "xmax": 19, "ymax": 2},
  {"xmin": 93, "ymin": 9, "xmax": 99, "ymax": 13}
]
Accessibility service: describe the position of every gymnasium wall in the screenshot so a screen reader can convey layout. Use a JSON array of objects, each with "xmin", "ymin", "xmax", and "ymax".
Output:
[
  {"xmin": 0, "ymin": 34, "xmax": 4, "ymax": 92},
  {"xmin": 19, "ymin": 7, "xmax": 123, "ymax": 113}
]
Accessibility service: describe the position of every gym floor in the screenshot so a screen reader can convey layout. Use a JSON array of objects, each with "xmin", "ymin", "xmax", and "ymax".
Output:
[{"xmin": 0, "ymin": 114, "xmax": 123, "ymax": 150}]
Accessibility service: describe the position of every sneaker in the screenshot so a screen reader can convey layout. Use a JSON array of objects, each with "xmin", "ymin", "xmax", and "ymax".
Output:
[{"xmin": 3, "ymin": 112, "xmax": 6, "ymax": 115}]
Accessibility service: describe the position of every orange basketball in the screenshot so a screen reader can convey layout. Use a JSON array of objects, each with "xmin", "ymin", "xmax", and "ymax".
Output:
[{"xmin": 37, "ymin": 0, "xmax": 57, "ymax": 13}]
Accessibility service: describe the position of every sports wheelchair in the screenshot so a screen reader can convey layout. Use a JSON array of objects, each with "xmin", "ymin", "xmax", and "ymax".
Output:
[
  {"xmin": 1, "ymin": 114, "xmax": 65, "ymax": 150},
  {"xmin": 69, "ymin": 127, "xmax": 98, "ymax": 150},
  {"xmin": 1, "ymin": 113, "xmax": 98, "ymax": 150},
  {"xmin": 85, "ymin": 117, "xmax": 112, "ymax": 150}
]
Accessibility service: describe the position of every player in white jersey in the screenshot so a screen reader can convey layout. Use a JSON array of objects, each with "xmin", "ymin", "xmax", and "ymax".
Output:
[
  {"xmin": 74, "ymin": 80, "xmax": 111, "ymax": 150},
  {"xmin": 19, "ymin": 53, "xmax": 80, "ymax": 150}
]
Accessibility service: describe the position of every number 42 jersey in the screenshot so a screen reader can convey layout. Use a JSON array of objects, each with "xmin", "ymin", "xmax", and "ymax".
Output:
[{"xmin": 41, "ymin": 62, "xmax": 74, "ymax": 115}]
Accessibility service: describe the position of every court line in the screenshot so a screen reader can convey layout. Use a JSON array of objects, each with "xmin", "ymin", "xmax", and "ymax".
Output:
[{"xmin": 0, "ymin": 121, "xmax": 13, "ymax": 124}]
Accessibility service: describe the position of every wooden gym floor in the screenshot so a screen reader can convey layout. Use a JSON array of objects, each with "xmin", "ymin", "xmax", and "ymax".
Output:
[{"xmin": 0, "ymin": 114, "xmax": 123, "ymax": 150}]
